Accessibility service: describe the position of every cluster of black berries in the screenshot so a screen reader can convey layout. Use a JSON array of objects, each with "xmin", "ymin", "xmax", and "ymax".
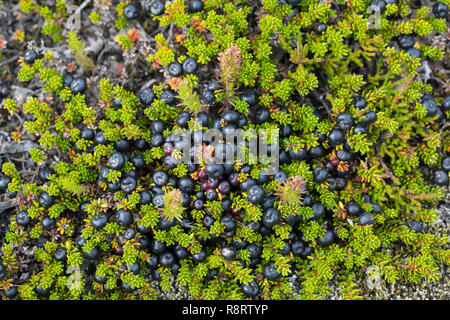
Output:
[
  {"xmin": 7, "ymin": 72, "xmax": 449, "ymax": 297},
  {"xmin": 122, "ymin": 0, "xmax": 205, "ymax": 20},
  {"xmin": 70, "ymin": 87, "xmax": 387, "ymax": 296},
  {"xmin": 368, "ymin": 0, "xmax": 448, "ymax": 18},
  {"xmin": 6, "ymin": 2, "xmax": 448, "ymax": 297}
]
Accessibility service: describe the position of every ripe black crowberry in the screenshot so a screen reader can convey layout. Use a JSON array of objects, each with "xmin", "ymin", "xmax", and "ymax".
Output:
[
  {"xmin": 24, "ymin": 49, "xmax": 38, "ymax": 64},
  {"xmin": 328, "ymin": 129, "xmax": 345, "ymax": 147},
  {"xmin": 240, "ymin": 89, "xmax": 258, "ymax": 106},
  {"xmin": 406, "ymin": 220, "xmax": 423, "ymax": 233},
  {"xmin": 221, "ymin": 246, "xmax": 237, "ymax": 260},
  {"xmin": 38, "ymin": 191, "xmax": 54, "ymax": 209},
  {"xmin": 84, "ymin": 246, "xmax": 100, "ymax": 260},
  {"xmin": 190, "ymin": 0, "xmax": 204, "ymax": 12},
  {"xmin": 159, "ymin": 252, "xmax": 175, "ymax": 268},
  {"xmin": 121, "ymin": 176, "xmax": 137, "ymax": 194},
  {"xmin": 317, "ymin": 23, "xmax": 327, "ymax": 34},
  {"xmin": 153, "ymin": 170, "xmax": 169, "ymax": 186},
  {"xmin": 432, "ymin": 2, "xmax": 448, "ymax": 18},
  {"xmin": 369, "ymin": 0, "xmax": 386, "ymax": 13},
  {"xmin": 182, "ymin": 57, "xmax": 198, "ymax": 74},
  {"xmin": 291, "ymin": 240, "xmax": 305, "ymax": 256},
  {"xmin": 422, "ymin": 95, "xmax": 438, "ymax": 117},
  {"xmin": 42, "ymin": 216, "xmax": 55, "ymax": 230},
  {"xmin": 91, "ymin": 212, "xmax": 108, "ymax": 230},
  {"xmin": 220, "ymin": 216, "xmax": 237, "ymax": 232},
  {"xmin": 108, "ymin": 152, "xmax": 126, "ymax": 170},
  {"xmin": 205, "ymin": 163, "xmax": 224, "ymax": 179},
  {"xmin": 318, "ymin": 229, "xmax": 336, "ymax": 246},
  {"xmin": 167, "ymin": 61, "xmax": 183, "ymax": 77},
  {"xmin": 359, "ymin": 212, "xmax": 375, "ymax": 226},
  {"xmin": 262, "ymin": 208, "xmax": 281, "ymax": 229},
  {"xmin": 441, "ymin": 96, "xmax": 450, "ymax": 111},
  {"xmin": 360, "ymin": 111, "xmax": 377, "ymax": 126},
  {"xmin": 98, "ymin": 166, "xmax": 110, "ymax": 182},
  {"xmin": 150, "ymin": 0, "xmax": 165, "ymax": 15},
  {"xmin": 17, "ymin": 211, "xmax": 30, "ymax": 226},
  {"xmin": 192, "ymin": 247, "xmax": 207, "ymax": 262},
  {"xmin": 241, "ymin": 281, "xmax": 259, "ymax": 298},
  {"xmin": 311, "ymin": 202, "xmax": 325, "ymax": 220},
  {"xmin": 336, "ymin": 112, "xmax": 354, "ymax": 131},
  {"xmin": 254, "ymin": 107, "xmax": 270, "ymax": 124},
  {"xmin": 397, "ymin": 34, "xmax": 415, "ymax": 50},
  {"xmin": 123, "ymin": 3, "xmax": 140, "ymax": 20},
  {"xmin": 62, "ymin": 74, "xmax": 74, "ymax": 89},
  {"xmin": 353, "ymin": 96, "xmax": 367, "ymax": 109},
  {"xmin": 196, "ymin": 111, "xmax": 211, "ymax": 127},
  {"xmin": 313, "ymin": 167, "xmax": 329, "ymax": 183},
  {"xmin": 54, "ymin": 247, "xmax": 67, "ymax": 261},
  {"xmin": 70, "ymin": 78, "xmax": 87, "ymax": 94},
  {"xmin": 263, "ymin": 262, "xmax": 281, "ymax": 281},
  {"xmin": 176, "ymin": 111, "xmax": 191, "ymax": 128},
  {"xmin": 247, "ymin": 185, "xmax": 265, "ymax": 204},
  {"xmin": 222, "ymin": 110, "xmax": 240, "ymax": 124},
  {"xmin": 434, "ymin": 170, "xmax": 448, "ymax": 186},
  {"xmin": 160, "ymin": 89, "xmax": 176, "ymax": 105},
  {"xmin": 308, "ymin": 145, "xmax": 325, "ymax": 159},
  {"xmin": 0, "ymin": 175, "xmax": 11, "ymax": 192},
  {"xmin": 407, "ymin": 48, "xmax": 421, "ymax": 58},
  {"xmin": 202, "ymin": 89, "xmax": 215, "ymax": 104},
  {"xmin": 151, "ymin": 239, "xmax": 167, "ymax": 254},
  {"xmin": 345, "ymin": 200, "xmax": 361, "ymax": 216},
  {"xmin": 115, "ymin": 209, "xmax": 133, "ymax": 227},
  {"xmin": 139, "ymin": 88, "xmax": 155, "ymax": 106},
  {"xmin": 442, "ymin": 157, "xmax": 450, "ymax": 172}
]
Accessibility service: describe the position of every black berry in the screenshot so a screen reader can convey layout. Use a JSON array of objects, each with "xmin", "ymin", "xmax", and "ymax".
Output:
[
  {"xmin": 167, "ymin": 61, "xmax": 183, "ymax": 77},
  {"xmin": 38, "ymin": 191, "xmax": 54, "ymax": 209},
  {"xmin": 221, "ymin": 246, "xmax": 237, "ymax": 260},
  {"xmin": 442, "ymin": 157, "xmax": 450, "ymax": 172},
  {"xmin": 263, "ymin": 262, "xmax": 281, "ymax": 281},
  {"xmin": 398, "ymin": 34, "xmax": 415, "ymax": 50},
  {"xmin": 108, "ymin": 152, "xmax": 126, "ymax": 170},
  {"xmin": 123, "ymin": 3, "xmax": 140, "ymax": 20},
  {"xmin": 17, "ymin": 211, "xmax": 30, "ymax": 226},
  {"xmin": 352, "ymin": 96, "xmax": 367, "ymax": 109},
  {"xmin": 432, "ymin": 2, "xmax": 448, "ymax": 18},
  {"xmin": 313, "ymin": 166, "xmax": 329, "ymax": 183},
  {"xmin": 91, "ymin": 212, "xmax": 108, "ymax": 230},
  {"xmin": 182, "ymin": 57, "xmax": 198, "ymax": 74},
  {"xmin": 139, "ymin": 88, "xmax": 155, "ymax": 106},
  {"xmin": 318, "ymin": 229, "xmax": 336, "ymax": 246},
  {"xmin": 434, "ymin": 170, "xmax": 448, "ymax": 186},
  {"xmin": 190, "ymin": 0, "xmax": 204, "ymax": 12},
  {"xmin": 336, "ymin": 112, "xmax": 354, "ymax": 131},
  {"xmin": 54, "ymin": 247, "xmax": 67, "ymax": 261},
  {"xmin": 115, "ymin": 209, "xmax": 133, "ymax": 227},
  {"xmin": 24, "ymin": 49, "xmax": 38, "ymax": 64},
  {"xmin": 328, "ymin": 129, "xmax": 345, "ymax": 147},
  {"xmin": 70, "ymin": 78, "xmax": 87, "ymax": 94},
  {"xmin": 241, "ymin": 281, "xmax": 259, "ymax": 298},
  {"xmin": 359, "ymin": 212, "xmax": 375, "ymax": 226},
  {"xmin": 262, "ymin": 208, "xmax": 281, "ymax": 229},
  {"xmin": 150, "ymin": 0, "xmax": 165, "ymax": 15}
]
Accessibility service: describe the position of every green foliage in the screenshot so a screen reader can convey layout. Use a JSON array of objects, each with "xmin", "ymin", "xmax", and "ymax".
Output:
[
  {"xmin": 176, "ymin": 78, "xmax": 205, "ymax": 115},
  {"xmin": 1, "ymin": 0, "xmax": 448, "ymax": 302}
]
